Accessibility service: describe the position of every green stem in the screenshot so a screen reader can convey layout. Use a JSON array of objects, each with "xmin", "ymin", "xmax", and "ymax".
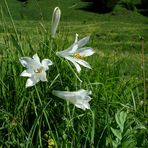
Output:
[
  {"xmin": 141, "ymin": 37, "xmax": 146, "ymax": 114},
  {"xmin": 4, "ymin": 0, "xmax": 18, "ymax": 39},
  {"xmin": 32, "ymin": 93, "xmax": 43, "ymax": 147},
  {"xmin": 35, "ymin": 86, "xmax": 58, "ymax": 147},
  {"xmin": 4, "ymin": 0, "xmax": 24, "ymax": 55},
  {"xmin": 90, "ymin": 109, "xmax": 95, "ymax": 148}
]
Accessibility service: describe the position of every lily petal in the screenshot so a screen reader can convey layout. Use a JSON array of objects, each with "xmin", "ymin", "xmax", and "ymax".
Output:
[
  {"xmin": 63, "ymin": 34, "xmax": 88, "ymax": 54},
  {"xmin": 19, "ymin": 57, "xmax": 32, "ymax": 68},
  {"xmin": 75, "ymin": 102, "xmax": 90, "ymax": 110},
  {"xmin": 40, "ymin": 71, "xmax": 47, "ymax": 82},
  {"xmin": 42, "ymin": 59, "xmax": 53, "ymax": 70},
  {"xmin": 20, "ymin": 70, "xmax": 32, "ymax": 77},
  {"xmin": 26, "ymin": 75, "xmax": 40, "ymax": 88},
  {"xmin": 75, "ymin": 58, "xmax": 91, "ymax": 69},
  {"xmin": 68, "ymin": 43, "xmax": 78, "ymax": 54},
  {"xmin": 68, "ymin": 57, "xmax": 91, "ymax": 69},
  {"xmin": 65, "ymin": 56, "xmax": 81, "ymax": 73},
  {"xmin": 77, "ymin": 47, "xmax": 95, "ymax": 57},
  {"xmin": 56, "ymin": 43, "xmax": 76, "ymax": 56},
  {"xmin": 33, "ymin": 54, "xmax": 40, "ymax": 64},
  {"xmin": 77, "ymin": 89, "xmax": 92, "ymax": 97},
  {"xmin": 77, "ymin": 36, "xmax": 90, "ymax": 48},
  {"xmin": 19, "ymin": 57, "xmax": 40, "ymax": 70}
]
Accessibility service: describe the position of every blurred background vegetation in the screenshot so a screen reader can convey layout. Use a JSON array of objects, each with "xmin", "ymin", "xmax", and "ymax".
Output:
[
  {"xmin": 82, "ymin": 0, "xmax": 148, "ymax": 15},
  {"xmin": 0, "ymin": 0, "xmax": 148, "ymax": 21}
]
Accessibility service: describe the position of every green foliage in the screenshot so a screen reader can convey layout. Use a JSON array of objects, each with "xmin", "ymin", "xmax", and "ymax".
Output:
[
  {"xmin": 84, "ymin": 0, "xmax": 119, "ymax": 13},
  {"xmin": 115, "ymin": 111, "xmax": 127, "ymax": 133},
  {"xmin": 0, "ymin": 1, "xmax": 148, "ymax": 147},
  {"xmin": 119, "ymin": 0, "xmax": 148, "ymax": 16},
  {"xmin": 107, "ymin": 110, "xmax": 147, "ymax": 148},
  {"xmin": 119, "ymin": 0, "xmax": 141, "ymax": 10}
]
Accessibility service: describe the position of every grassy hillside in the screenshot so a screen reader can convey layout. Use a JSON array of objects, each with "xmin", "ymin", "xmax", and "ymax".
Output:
[
  {"xmin": 0, "ymin": 0, "xmax": 148, "ymax": 22},
  {"xmin": 0, "ymin": 0, "xmax": 91, "ymax": 20}
]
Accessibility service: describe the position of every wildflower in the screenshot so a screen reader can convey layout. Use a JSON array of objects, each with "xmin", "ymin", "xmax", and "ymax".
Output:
[
  {"xmin": 52, "ymin": 89, "xmax": 92, "ymax": 110},
  {"xmin": 48, "ymin": 138, "xmax": 55, "ymax": 148},
  {"xmin": 56, "ymin": 34, "xmax": 95, "ymax": 73},
  {"xmin": 51, "ymin": 7, "xmax": 61, "ymax": 38},
  {"xmin": 19, "ymin": 54, "xmax": 53, "ymax": 88}
]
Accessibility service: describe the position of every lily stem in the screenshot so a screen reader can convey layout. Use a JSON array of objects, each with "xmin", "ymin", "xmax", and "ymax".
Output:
[{"xmin": 140, "ymin": 37, "xmax": 147, "ymax": 114}]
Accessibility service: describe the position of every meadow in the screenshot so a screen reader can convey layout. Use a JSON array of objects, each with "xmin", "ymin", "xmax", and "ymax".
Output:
[{"xmin": 0, "ymin": 0, "xmax": 148, "ymax": 147}]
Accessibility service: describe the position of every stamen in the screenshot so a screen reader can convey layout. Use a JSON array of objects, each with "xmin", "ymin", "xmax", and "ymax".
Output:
[
  {"xmin": 34, "ymin": 68, "xmax": 43, "ymax": 73},
  {"xmin": 74, "ymin": 53, "xmax": 82, "ymax": 59}
]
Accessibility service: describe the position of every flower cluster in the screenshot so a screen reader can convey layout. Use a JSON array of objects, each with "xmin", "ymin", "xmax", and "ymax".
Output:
[{"xmin": 19, "ymin": 7, "xmax": 95, "ymax": 111}]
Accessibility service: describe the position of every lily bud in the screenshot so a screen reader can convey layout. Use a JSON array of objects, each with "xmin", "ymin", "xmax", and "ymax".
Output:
[{"xmin": 51, "ymin": 7, "xmax": 61, "ymax": 38}]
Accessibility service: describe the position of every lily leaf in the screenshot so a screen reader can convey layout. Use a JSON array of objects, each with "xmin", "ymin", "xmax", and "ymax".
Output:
[{"xmin": 111, "ymin": 127, "xmax": 122, "ymax": 141}]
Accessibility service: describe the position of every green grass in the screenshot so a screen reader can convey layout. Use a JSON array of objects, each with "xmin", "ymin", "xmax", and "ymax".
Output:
[{"xmin": 0, "ymin": 0, "xmax": 148, "ymax": 147}]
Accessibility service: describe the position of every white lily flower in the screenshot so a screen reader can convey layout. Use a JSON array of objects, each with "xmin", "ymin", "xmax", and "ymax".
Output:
[
  {"xmin": 52, "ymin": 89, "xmax": 92, "ymax": 110},
  {"xmin": 56, "ymin": 34, "xmax": 95, "ymax": 73},
  {"xmin": 51, "ymin": 7, "xmax": 61, "ymax": 38},
  {"xmin": 19, "ymin": 54, "xmax": 53, "ymax": 88}
]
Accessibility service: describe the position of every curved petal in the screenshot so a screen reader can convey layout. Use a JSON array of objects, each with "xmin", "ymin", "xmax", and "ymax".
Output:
[
  {"xmin": 20, "ymin": 70, "xmax": 32, "ymax": 77},
  {"xmin": 68, "ymin": 44, "xmax": 78, "ymax": 54},
  {"xmin": 84, "ymin": 96, "xmax": 92, "ymax": 101},
  {"xmin": 77, "ymin": 47, "xmax": 95, "ymax": 57},
  {"xmin": 68, "ymin": 57, "xmax": 91, "ymax": 69},
  {"xmin": 74, "ymin": 58, "xmax": 92, "ymax": 69},
  {"xmin": 77, "ymin": 89, "xmax": 92, "ymax": 98},
  {"xmin": 75, "ymin": 89, "xmax": 86, "ymax": 95},
  {"xmin": 26, "ymin": 78, "xmax": 35, "ymax": 88},
  {"xmin": 56, "ymin": 50, "xmax": 70, "ymax": 58},
  {"xmin": 40, "ymin": 71, "xmax": 47, "ymax": 82},
  {"xmin": 52, "ymin": 90, "xmax": 70, "ymax": 99},
  {"xmin": 56, "ymin": 43, "xmax": 77, "ymax": 56},
  {"xmin": 65, "ymin": 35, "xmax": 89, "ymax": 54},
  {"xmin": 78, "ymin": 36, "xmax": 90, "ymax": 48},
  {"xmin": 25, "ymin": 75, "xmax": 40, "ymax": 88},
  {"xmin": 75, "ymin": 102, "xmax": 90, "ymax": 110},
  {"xmin": 65, "ymin": 56, "xmax": 81, "ymax": 73},
  {"xmin": 52, "ymin": 90, "xmax": 77, "ymax": 104},
  {"xmin": 33, "ymin": 54, "xmax": 40, "ymax": 64},
  {"xmin": 56, "ymin": 34, "xmax": 79, "ymax": 55},
  {"xmin": 19, "ymin": 57, "xmax": 40, "ymax": 70},
  {"xmin": 74, "ymin": 94, "xmax": 91, "ymax": 110},
  {"xmin": 19, "ymin": 57, "xmax": 32, "ymax": 68},
  {"xmin": 41, "ymin": 59, "xmax": 53, "ymax": 70},
  {"xmin": 26, "ymin": 68, "xmax": 34, "ymax": 74}
]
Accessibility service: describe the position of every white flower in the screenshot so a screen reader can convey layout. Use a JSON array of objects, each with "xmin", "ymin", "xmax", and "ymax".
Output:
[
  {"xmin": 51, "ymin": 7, "xmax": 61, "ymax": 38},
  {"xmin": 19, "ymin": 54, "xmax": 53, "ymax": 88},
  {"xmin": 56, "ymin": 34, "xmax": 95, "ymax": 73},
  {"xmin": 52, "ymin": 89, "xmax": 92, "ymax": 110}
]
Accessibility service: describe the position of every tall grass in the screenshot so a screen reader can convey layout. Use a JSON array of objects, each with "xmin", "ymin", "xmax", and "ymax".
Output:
[{"xmin": 0, "ymin": 1, "xmax": 148, "ymax": 147}]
